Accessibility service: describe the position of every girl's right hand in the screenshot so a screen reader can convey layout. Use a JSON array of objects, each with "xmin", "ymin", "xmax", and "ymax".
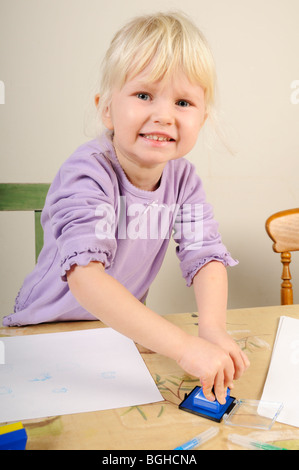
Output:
[{"xmin": 176, "ymin": 334, "xmax": 235, "ymax": 404}]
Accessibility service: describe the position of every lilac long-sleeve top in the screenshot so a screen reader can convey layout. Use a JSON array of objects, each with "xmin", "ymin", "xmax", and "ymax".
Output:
[{"xmin": 3, "ymin": 133, "xmax": 237, "ymax": 327}]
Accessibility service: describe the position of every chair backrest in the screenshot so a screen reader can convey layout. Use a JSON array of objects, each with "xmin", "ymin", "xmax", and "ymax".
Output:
[
  {"xmin": 0, "ymin": 183, "xmax": 50, "ymax": 262},
  {"xmin": 265, "ymin": 208, "xmax": 299, "ymax": 305}
]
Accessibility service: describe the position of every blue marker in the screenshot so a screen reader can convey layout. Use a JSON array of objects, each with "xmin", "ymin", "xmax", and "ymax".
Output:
[{"xmin": 174, "ymin": 426, "xmax": 219, "ymax": 450}]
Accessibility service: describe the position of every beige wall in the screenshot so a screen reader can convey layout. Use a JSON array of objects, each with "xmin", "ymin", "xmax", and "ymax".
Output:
[{"xmin": 1, "ymin": 0, "xmax": 298, "ymax": 323}]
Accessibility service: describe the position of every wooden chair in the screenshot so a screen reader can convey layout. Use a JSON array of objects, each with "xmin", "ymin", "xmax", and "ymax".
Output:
[
  {"xmin": 0, "ymin": 183, "xmax": 50, "ymax": 262},
  {"xmin": 265, "ymin": 208, "xmax": 299, "ymax": 305}
]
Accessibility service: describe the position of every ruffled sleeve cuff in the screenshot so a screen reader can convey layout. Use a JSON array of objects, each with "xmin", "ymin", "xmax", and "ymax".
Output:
[
  {"xmin": 60, "ymin": 245, "xmax": 113, "ymax": 281},
  {"xmin": 183, "ymin": 252, "xmax": 238, "ymax": 287}
]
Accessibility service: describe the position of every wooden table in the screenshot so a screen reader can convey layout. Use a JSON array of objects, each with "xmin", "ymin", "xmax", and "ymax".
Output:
[{"xmin": 1, "ymin": 304, "xmax": 299, "ymax": 450}]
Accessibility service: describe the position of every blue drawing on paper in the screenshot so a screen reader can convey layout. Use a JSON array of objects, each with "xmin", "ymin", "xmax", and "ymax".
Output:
[
  {"xmin": 52, "ymin": 387, "xmax": 68, "ymax": 393},
  {"xmin": 100, "ymin": 371, "xmax": 116, "ymax": 379},
  {"xmin": 29, "ymin": 372, "xmax": 52, "ymax": 382}
]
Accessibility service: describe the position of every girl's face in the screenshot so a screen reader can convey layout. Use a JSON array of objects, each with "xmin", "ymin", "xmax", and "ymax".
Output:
[{"xmin": 102, "ymin": 66, "xmax": 207, "ymax": 177}]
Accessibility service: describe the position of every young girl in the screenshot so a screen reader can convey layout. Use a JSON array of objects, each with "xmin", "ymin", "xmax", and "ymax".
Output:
[{"xmin": 3, "ymin": 12, "xmax": 249, "ymax": 403}]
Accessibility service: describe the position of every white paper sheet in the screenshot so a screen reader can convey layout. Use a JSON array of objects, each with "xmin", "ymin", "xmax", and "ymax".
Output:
[
  {"xmin": 260, "ymin": 316, "xmax": 299, "ymax": 428},
  {"xmin": 0, "ymin": 328, "xmax": 163, "ymax": 422}
]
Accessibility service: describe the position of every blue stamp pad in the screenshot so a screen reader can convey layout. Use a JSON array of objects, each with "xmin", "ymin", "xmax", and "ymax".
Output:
[{"xmin": 179, "ymin": 386, "xmax": 237, "ymax": 423}]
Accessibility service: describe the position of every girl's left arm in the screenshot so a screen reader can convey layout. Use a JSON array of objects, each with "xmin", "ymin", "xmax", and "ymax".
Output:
[{"xmin": 192, "ymin": 261, "xmax": 250, "ymax": 396}]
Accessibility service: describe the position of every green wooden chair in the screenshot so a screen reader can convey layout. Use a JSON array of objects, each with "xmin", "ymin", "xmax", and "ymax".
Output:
[{"xmin": 0, "ymin": 183, "xmax": 50, "ymax": 262}]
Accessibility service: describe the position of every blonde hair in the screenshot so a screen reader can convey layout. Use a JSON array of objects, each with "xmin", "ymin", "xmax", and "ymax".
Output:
[{"xmin": 97, "ymin": 12, "xmax": 216, "ymax": 120}]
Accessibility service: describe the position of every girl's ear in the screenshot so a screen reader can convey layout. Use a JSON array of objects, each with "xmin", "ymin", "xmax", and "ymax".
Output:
[
  {"xmin": 102, "ymin": 106, "xmax": 114, "ymax": 131},
  {"xmin": 94, "ymin": 94, "xmax": 114, "ymax": 130},
  {"xmin": 94, "ymin": 94, "xmax": 100, "ymax": 108},
  {"xmin": 102, "ymin": 105, "xmax": 114, "ymax": 130}
]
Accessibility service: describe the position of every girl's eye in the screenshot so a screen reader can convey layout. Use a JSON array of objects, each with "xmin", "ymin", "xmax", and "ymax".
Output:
[
  {"xmin": 176, "ymin": 100, "xmax": 190, "ymax": 107},
  {"xmin": 137, "ymin": 93, "xmax": 150, "ymax": 101}
]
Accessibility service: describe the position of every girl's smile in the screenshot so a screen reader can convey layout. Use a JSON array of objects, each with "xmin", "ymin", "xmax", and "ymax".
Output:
[{"xmin": 139, "ymin": 133, "xmax": 175, "ymax": 142}]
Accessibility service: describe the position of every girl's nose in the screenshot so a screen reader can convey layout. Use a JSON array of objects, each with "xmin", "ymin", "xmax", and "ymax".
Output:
[{"xmin": 151, "ymin": 101, "xmax": 175, "ymax": 126}]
